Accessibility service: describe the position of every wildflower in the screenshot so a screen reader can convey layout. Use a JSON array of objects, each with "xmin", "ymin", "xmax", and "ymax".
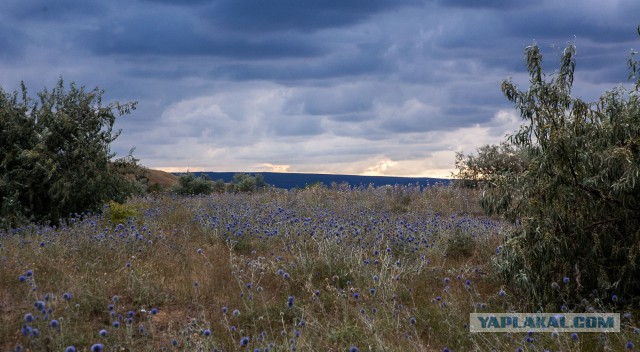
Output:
[
  {"xmin": 410, "ymin": 317, "xmax": 417, "ymax": 325},
  {"xmin": 34, "ymin": 300, "xmax": 45, "ymax": 311},
  {"xmin": 498, "ymin": 289, "xmax": 506, "ymax": 297},
  {"xmin": 150, "ymin": 307, "xmax": 159, "ymax": 315},
  {"xmin": 612, "ymin": 294, "xmax": 619, "ymax": 302},
  {"xmin": 65, "ymin": 347, "xmax": 77, "ymax": 352},
  {"xmin": 99, "ymin": 329, "xmax": 108, "ymax": 337},
  {"xmin": 171, "ymin": 339, "xmax": 178, "ymax": 346},
  {"xmin": 287, "ymin": 296, "xmax": 294, "ymax": 308},
  {"xmin": 314, "ymin": 290, "xmax": 320, "ymax": 296},
  {"xmin": 370, "ymin": 287, "xmax": 376, "ymax": 295},
  {"xmin": 353, "ymin": 292, "xmax": 359, "ymax": 300},
  {"xmin": 626, "ymin": 341, "xmax": 635, "ymax": 349},
  {"xmin": 108, "ymin": 304, "xmax": 114, "ymax": 311},
  {"xmin": 197, "ymin": 248, "xmax": 203, "ymax": 254},
  {"xmin": 91, "ymin": 344, "xmax": 104, "ymax": 352},
  {"xmin": 50, "ymin": 319, "xmax": 60, "ymax": 329},
  {"xmin": 349, "ymin": 347, "xmax": 359, "ymax": 352},
  {"xmin": 233, "ymin": 309, "xmax": 240, "ymax": 317},
  {"xmin": 203, "ymin": 329, "xmax": 211, "ymax": 337},
  {"xmin": 240, "ymin": 336, "xmax": 250, "ymax": 346},
  {"xmin": 563, "ymin": 276, "xmax": 570, "ymax": 283},
  {"xmin": 19, "ymin": 275, "xmax": 26, "ymax": 282},
  {"xmin": 26, "ymin": 270, "xmax": 33, "ymax": 277},
  {"xmin": 222, "ymin": 306, "xmax": 228, "ymax": 314},
  {"xmin": 113, "ymin": 321, "xmax": 120, "ymax": 328},
  {"xmin": 571, "ymin": 332, "xmax": 579, "ymax": 341},
  {"xmin": 283, "ymin": 272, "xmax": 291, "ymax": 280},
  {"xmin": 62, "ymin": 292, "xmax": 73, "ymax": 301},
  {"xmin": 127, "ymin": 310, "xmax": 135, "ymax": 318},
  {"xmin": 24, "ymin": 313, "xmax": 34, "ymax": 323}
]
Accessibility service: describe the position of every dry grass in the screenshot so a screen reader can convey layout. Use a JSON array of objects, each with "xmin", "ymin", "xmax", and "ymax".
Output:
[{"xmin": 0, "ymin": 186, "xmax": 638, "ymax": 351}]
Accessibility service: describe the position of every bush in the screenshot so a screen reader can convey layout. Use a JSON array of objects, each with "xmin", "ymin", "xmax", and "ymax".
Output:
[
  {"xmin": 0, "ymin": 79, "xmax": 140, "ymax": 228},
  {"xmin": 228, "ymin": 173, "xmax": 267, "ymax": 193},
  {"xmin": 172, "ymin": 173, "xmax": 214, "ymax": 196},
  {"xmin": 459, "ymin": 32, "xmax": 640, "ymax": 306}
]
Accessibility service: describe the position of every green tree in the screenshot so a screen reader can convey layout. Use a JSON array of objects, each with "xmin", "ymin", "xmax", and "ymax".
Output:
[
  {"xmin": 172, "ymin": 173, "xmax": 214, "ymax": 196},
  {"xmin": 0, "ymin": 79, "xmax": 140, "ymax": 228},
  {"xmin": 229, "ymin": 173, "xmax": 267, "ymax": 193},
  {"xmin": 457, "ymin": 29, "xmax": 640, "ymax": 306}
]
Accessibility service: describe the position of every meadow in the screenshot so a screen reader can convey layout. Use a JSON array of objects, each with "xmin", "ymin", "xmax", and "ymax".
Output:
[{"xmin": 1, "ymin": 184, "xmax": 638, "ymax": 351}]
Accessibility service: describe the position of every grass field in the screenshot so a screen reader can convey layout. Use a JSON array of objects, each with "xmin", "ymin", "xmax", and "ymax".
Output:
[{"xmin": 1, "ymin": 185, "xmax": 638, "ymax": 351}]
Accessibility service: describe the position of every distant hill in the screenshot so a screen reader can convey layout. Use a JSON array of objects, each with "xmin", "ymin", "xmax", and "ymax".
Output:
[
  {"xmin": 147, "ymin": 169, "xmax": 179, "ymax": 188},
  {"xmin": 176, "ymin": 171, "xmax": 450, "ymax": 190}
]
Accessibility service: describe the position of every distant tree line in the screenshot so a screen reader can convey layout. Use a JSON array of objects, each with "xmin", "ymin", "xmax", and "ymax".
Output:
[
  {"xmin": 453, "ymin": 27, "xmax": 640, "ymax": 306},
  {"xmin": 171, "ymin": 172, "xmax": 267, "ymax": 195}
]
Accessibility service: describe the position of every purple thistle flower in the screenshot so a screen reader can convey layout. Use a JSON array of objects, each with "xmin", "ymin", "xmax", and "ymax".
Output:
[{"xmin": 626, "ymin": 341, "xmax": 635, "ymax": 349}]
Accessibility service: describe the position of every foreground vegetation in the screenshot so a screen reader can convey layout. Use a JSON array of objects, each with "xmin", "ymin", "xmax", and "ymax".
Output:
[{"xmin": 1, "ymin": 185, "xmax": 639, "ymax": 351}]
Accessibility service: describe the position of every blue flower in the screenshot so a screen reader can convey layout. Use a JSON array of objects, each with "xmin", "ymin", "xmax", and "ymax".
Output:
[
  {"xmin": 410, "ymin": 317, "xmax": 417, "ymax": 325},
  {"xmin": 349, "ymin": 346, "xmax": 359, "ymax": 352},
  {"xmin": 113, "ymin": 321, "xmax": 120, "ymax": 328},
  {"xmin": 240, "ymin": 336, "xmax": 250, "ymax": 346},
  {"xmin": 571, "ymin": 332, "xmax": 578, "ymax": 341},
  {"xmin": 563, "ymin": 276, "xmax": 570, "ymax": 283},
  {"xmin": 24, "ymin": 313, "xmax": 34, "ymax": 323},
  {"xmin": 91, "ymin": 344, "xmax": 104, "ymax": 352},
  {"xmin": 626, "ymin": 341, "xmax": 635, "ymax": 349},
  {"xmin": 612, "ymin": 294, "xmax": 619, "ymax": 302},
  {"xmin": 34, "ymin": 301, "xmax": 45, "ymax": 311},
  {"xmin": 222, "ymin": 306, "xmax": 228, "ymax": 314},
  {"xmin": 150, "ymin": 307, "xmax": 158, "ymax": 315},
  {"xmin": 50, "ymin": 319, "xmax": 60, "ymax": 329},
  {"xmin": 62, "ymin": 292, "xmax": 73, "ymax": 301},
  {"xmin": 19, "ymin": 275, "xmax": 26, "ymax": 282},
  {"xmin": 65, "ymin": 347, "xmax": 77, "ymax": 352},
  {"xmin": 99, "ymin": 329, "xmax": 108, "ymax": 337},
  {"xmin": 233, "ymin": 309, "xmax": 240, "ymax": 317},
  {"xmin": 26, "ymin": 270, "xmax": 33, "ymax": 277},
  {"xmin": 287, "ymin": 296, "xmax": 294, "ymax": 308},
  {"xmin": 203, "ymin": 329, "xmax": 211, "ymax": 337}
]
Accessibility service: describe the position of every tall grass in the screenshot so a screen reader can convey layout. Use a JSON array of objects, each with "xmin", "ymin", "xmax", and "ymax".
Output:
[{"xmin": 1, "ymin": 185, "xmax": 638, "ymax": 351}]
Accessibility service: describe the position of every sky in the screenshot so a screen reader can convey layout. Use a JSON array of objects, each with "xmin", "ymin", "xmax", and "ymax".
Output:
[{"xmin": 1, "ymin": 0, "xmax": 639, "ymax": 178}]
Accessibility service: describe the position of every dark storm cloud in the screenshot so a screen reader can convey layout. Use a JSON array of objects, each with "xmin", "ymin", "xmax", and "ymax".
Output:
[
  {"xmin": 1, "ymin": 0, "xmax": 639, "ymax": 175},
  {"xmin": 207, "ymin": 0, "xmax": 423, "ymax": 33}
]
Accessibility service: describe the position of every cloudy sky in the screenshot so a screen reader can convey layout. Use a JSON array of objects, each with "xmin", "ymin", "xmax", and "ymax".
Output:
[{"xmin": 1, "ymin": 0, "xmax": 639, "ymax": 177}]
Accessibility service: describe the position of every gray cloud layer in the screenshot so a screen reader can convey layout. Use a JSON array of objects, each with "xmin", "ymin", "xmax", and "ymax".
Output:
[{"xmin": 1, "ymin": 0, "xmax": 638, "ymax": 176}]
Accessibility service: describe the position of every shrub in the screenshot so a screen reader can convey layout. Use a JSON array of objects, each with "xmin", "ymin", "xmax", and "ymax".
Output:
[
  {"xmin": 458, "ymin": 30, "xmax": 640, "ymax": 306},
  {"xmin": 0, "ymin": 79, "xmax": 139, "ymax": 228},
  {"xmin": 172, "ymin": 173, "xmax": 213, "ymax": 196}
]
